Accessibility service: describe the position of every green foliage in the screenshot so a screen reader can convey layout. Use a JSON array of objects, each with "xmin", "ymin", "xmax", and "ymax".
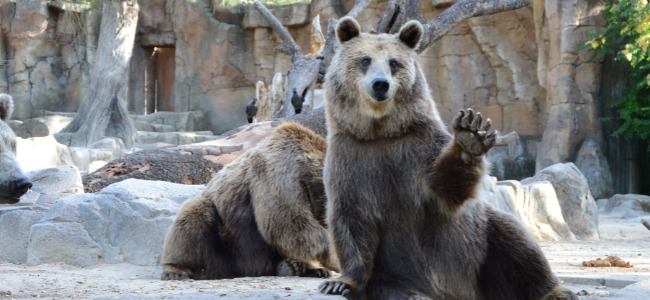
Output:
[
  {"xmin": 220, "ymin": 0, "xmax": 310, "ymax": 8},
  {"xmin": 587, "ymin": 0, "xmax": 650, "ymax": 150}
]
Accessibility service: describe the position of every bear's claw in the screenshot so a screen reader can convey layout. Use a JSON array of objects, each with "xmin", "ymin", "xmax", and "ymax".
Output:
[
  {"xmin": 319, "ymin": 280, "xmax": 351, "ymax": 296},
  {"xmin": 161, "ymin": 272, "xmax": 190, "ymax": 281},
  {"xmin": 452, "ymin": 108, "xmax": 497, "ymax": 158}
]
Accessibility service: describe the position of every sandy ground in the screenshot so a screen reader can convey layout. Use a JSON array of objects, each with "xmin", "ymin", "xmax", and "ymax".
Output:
[{"xmin": 0, "ymin": 213, "xmax": 648, "ymax": 300}]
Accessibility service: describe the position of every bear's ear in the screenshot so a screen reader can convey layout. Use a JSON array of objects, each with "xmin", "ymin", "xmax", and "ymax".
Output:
[
  {"xmin": 398, "ymin": 20, "xmax": 423, "ymax": 49},
  {"xmin": 336, "ymin": 17, "xmax": 361, "ymax": 44},
  {"xmin": 0, "ymin": 94, "xmax": 13, "ymax": 122}
]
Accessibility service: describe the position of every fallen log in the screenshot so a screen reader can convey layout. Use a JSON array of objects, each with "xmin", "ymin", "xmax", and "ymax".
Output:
[{"xmin": 82, "ymin": 109, "xmax": 326, "ymax": 193}]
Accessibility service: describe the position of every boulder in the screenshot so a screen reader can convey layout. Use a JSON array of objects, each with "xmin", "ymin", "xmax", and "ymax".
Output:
[
  {"xmin": 521, "ymin": 162, "xmax": 599, "ymax": 240},
  {"xmin": 16, "ymin": 135, "xmax": 75, "ymax": 172},
  {"xmin": 575, "ymin": 138, "xmax": 614, "ymax": 200},
  {"xmin": 16, "ymin": 179, "xmax": 204, "ymax": 267},
  {"xmin": 599, "ymin": 194, "xmax": 650, "ymax": 219},
  {"xmin": 0, "ymin": 207, "xmax": 46, "ymax": 263},
  {"xmin": 13, "ymin": 115, "xmax": 72, "ymax": 138},
  {"xmin": 27, "ymin": 222, "xmax": 101, "ymax": 267},
  {"xmin": 20, "ymin": 165, "xmax": 84, "ymax": 206},
  {"xmin": 481, "ymin": 176, "xmax": 575, "ymax": 241},
  {"xmin": 487, "ymin": 137, "xmax": 535, "ymax": 181}
]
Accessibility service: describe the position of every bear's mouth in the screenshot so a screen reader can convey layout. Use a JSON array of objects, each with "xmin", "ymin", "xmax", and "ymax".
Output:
[{"xmin": 372, "ymin": 94, "xmax": 389, "ymax": 102}]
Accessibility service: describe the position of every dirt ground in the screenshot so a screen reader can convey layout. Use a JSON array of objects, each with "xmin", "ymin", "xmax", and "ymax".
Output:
[{"xmin": 0, "ymin": 213, "xmax": 648, "ymax": 299}]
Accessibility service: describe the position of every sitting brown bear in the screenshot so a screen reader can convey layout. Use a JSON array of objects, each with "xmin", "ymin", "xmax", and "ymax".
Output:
[
  {"xmin": 318, "ymin": 17, "xmax": 577, "ymax": 300},
  {"xmin": 160, "ymin": 122, "xmax": 338, "ymax": 280}
]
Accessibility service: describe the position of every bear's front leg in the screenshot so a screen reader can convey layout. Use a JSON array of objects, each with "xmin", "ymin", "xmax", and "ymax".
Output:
[{"xmin": 429, "ymin": 108, "xmax": 497, "ymax": 214}]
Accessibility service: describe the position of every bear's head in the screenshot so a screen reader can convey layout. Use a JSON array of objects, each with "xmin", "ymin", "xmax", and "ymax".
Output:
[
  {"xmin": 0, "ymin": 94, "xmax": 32, "ymax": 204},
  {"xmin": 325, "ymin": 17, "xmax": 441, "ymax": 140}
]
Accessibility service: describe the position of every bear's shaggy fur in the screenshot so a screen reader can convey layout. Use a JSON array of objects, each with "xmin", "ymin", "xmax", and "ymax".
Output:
[
  {"xmin": 0, "ymin": 94, "xmax": 32, "ymax": 204},
  {"xmin": 160, "ymin": 122, "xmax": 338, "ymax": 280},
  {"xmin": 318, "ymin": 17, "xmax": 576, "ymax": 300}
]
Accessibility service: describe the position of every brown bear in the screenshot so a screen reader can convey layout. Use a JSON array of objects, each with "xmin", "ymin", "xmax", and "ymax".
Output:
[
  {"xmin": 0, "ymin": 94, "xmax": 32, "ymax": 204},
  {"xmin": 160, "ymin": 122, "xmax": 338, "ymax": 280},
  {"xmin": 318, "ymin": 17, "xmax": 576, "ymax": 300}
]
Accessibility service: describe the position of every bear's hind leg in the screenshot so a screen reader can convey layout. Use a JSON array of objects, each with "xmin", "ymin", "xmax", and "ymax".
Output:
[
  {"xmin": 477, "ymin": 208, "xmax": 577, "ymax": 299},
  {"xmin": 161, "ymin": 195, "xmax": 236, "ymax": 280}
]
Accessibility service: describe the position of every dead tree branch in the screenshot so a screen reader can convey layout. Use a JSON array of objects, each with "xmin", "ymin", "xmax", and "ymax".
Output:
[
  {"xmin": 404, "ymin": 0, "xmax": 424, "ymax": 23},
  {"xmin": 253, "ymin": 0, "xmax": 371, "ymax": 118},
  {"xmin": 417, "ymin": 0, "xmax": 532, "ymax": 53},
  {"xmin": 253, "ymin": 1, "xmax": 302, "ymax": 61},
  {"xmin": 254, "ymin": 0, "xmax": 531, "ymax": 118},
  {"xmin": 346, "ymin": 0, "xmax": 373, "ymax": 19},
  {"xmin": 376, "ymin": 0, "xmax": 405, "ymax": 34}
]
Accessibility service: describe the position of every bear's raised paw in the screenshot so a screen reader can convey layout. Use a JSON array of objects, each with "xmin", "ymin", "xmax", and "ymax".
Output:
[{"xmin": 452, "ymin": 108, "xmax": 497, "ymax": 159}]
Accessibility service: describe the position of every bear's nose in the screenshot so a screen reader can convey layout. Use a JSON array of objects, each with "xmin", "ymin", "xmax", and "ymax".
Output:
[
  {"xmin": 372, "ymin": 79, "xmax": 390, "ymax": 95},
  {"xmin": 12, "ymin": 176, "xmax": 32, "ymax": 198}
]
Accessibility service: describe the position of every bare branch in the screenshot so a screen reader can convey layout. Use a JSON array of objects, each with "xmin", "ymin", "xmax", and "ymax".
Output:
[
  {"xmin": 376, "ymin": 0, "xmax": 404, "ymax": 34},
  {"xmin": 417, "ymin": 0, "xmax": 532, "ymax": 53},
  {"xmin": 495, "ymin": 131, "xmax": 520, "ymax": 146},
  {"xmin": 404, "ymin": 0, "xmax": 425, "ymax": 23},
  {"xmin": 346, "ymin": 0, "xmax": 372, "ymax": 19},
  {"xmin": 254, "ymin": 1, "xmax": 303, "ymax": 62}
]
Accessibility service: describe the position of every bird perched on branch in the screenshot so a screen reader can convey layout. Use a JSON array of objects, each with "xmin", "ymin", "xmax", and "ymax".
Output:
[
  {"xmin": 245, "ymin": 98, "xmax": 257, "ymax": 123},
  {"xmin": 291, "ymin": 88, "xmax": 304, "ymax": 114}
]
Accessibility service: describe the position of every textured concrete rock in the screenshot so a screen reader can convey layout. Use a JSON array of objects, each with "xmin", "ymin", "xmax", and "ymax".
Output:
[
  {"xmin": 27, "ymin": 222, "xmax": 101, "ymax": 267},
  {"xmin": 136, "ymin": 131, "xmax": 216, "ymax": 145},
  {"xmin": 575, "ymin": 138, "xmax": 614, "ymax": 200},
  {"xmin": 0, "ymin": 207, "xmax": 46, "ymax": 263},
  {"xmin": 20, "ymin": 179, "xmax": 204, "ymax": 267},
  {"xmin": 481, "ymin": 176, "xmax": 575, "ymax": 241},
  {"xmin": 522, "ymin": 162, "xmax": 599, "ymax": 240},
  {"xmin": 243, "ymin": 3, "xmax": 310, "ymax": 28},
  {"xmin": 132, "ymin": 111, "xmax": 207, "ymax": 132},
  {"xmin": 487, "ymin": 138, "xmax": 535, "ymax": 180},
  {"xmin": 599, "ymin": 194, "xmax": 650, "ymax": 219},
  {"xmin": 20, "ymin": 165, "xmax": 84, "ymax": 206},
  {"xmin": 14, "ymin": 116, "xmax": 72, "ymax": 138},
  {"xmin": 8, "ymin": 1, "xmax": 85, "ymax": 120},
  {"xmin": 535, "ymin": 0, "xmax": 606, "ymax": 170},
  {"xmin": 100, "ymin": 178, "xmax": 204, "ymax": 203}
]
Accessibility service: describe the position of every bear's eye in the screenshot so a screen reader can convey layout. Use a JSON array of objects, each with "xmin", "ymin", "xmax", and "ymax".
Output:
[
  {"xmin": 360, "ymin": 57, "xmax": 371, "ymax": 67},
  {"xmin": 389, "ymin": 59, "xmax": 401, "ymax": 72}
]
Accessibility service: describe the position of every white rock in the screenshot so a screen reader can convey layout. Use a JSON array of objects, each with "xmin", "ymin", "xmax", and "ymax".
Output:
[
  {"xmin": 599, "ymin": 194, "xmax": 650, "ymax": 219},
  {"xmin": 482, "ymin": 176, "xmax": 575, "ymax": 241},
  {"xmin": 27, "ymin": 222, "xmax": 101, "ymax": 267},
  {"xmin": 0, "ymin": 207, "xmax": 46, "ymax": 262},
  {"xmin": 12, "ymin": 180, "xmax": 205, "ymax": 267},
  {"xmin": 20, "ymin": 165, "xmax": 83, "ymax": 206},
  {"xmin": 16, "ymin": 135, "xmax": 75, "ymax": 172},
  {"xmin": 522, "ymin": 163, "xmax": 599, "ymax": 240}
]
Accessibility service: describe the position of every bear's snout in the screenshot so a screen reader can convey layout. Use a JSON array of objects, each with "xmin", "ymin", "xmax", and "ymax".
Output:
[
  {"xmin": 11, "ymin": 176, "xmax": 32, "ymax": 199},
  {"xmin": 371, "ymin": 78, "xmax": 390, "ymax": 101}
]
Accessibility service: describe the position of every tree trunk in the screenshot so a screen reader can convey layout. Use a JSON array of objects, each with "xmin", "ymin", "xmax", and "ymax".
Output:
[{"xmin": 56, "ymin": 0, "xmax": 139, "ymax": 148}]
